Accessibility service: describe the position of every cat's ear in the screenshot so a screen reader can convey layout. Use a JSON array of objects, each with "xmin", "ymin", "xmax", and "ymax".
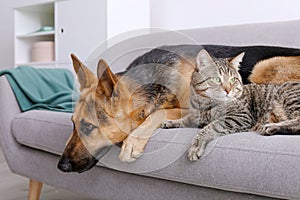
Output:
[
  {"xmin": 196, "ymin": 49, "xmax": 214, "ymax": 71},
  {"xmin": 229, "ymin": 52, "xmax": 245, "ymax": 70}
]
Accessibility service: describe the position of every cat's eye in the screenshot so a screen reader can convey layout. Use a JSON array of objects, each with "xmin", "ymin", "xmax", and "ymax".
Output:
[
  {"xmin": 229, "ymin": 77, "xmax": 236, "ymax": 84},
  {"xmin": 212, "ymin": 77, "xmax": 221, "ymax": 83}
]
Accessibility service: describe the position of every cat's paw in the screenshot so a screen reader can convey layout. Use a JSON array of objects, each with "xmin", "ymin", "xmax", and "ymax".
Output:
[
  {"xmin": 188, "ymin": 134, "xmax": 206, "ymax": 161},
  {"xmin": 160, "ymin": 120, "xmax": 180, "ymax": 129},
  {"xmin": 257, "ymin": 123, "xmax": 280, "ymax": 136}
]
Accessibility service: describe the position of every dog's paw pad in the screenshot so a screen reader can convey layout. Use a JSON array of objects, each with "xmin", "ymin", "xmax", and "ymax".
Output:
[
  {"xmin": 119, "ymin": 155, "xmax": 136, "ymax": 162},
  {"xmin": 119, "ymin": 148, "xmax": 136, "ymax": 163},
  {"xmin": 119, "ymin": 136, "xmax": 145, "ymax": 162},
  {"xmin": 119, "ymin": 142, "xmax": 134, "ymax": 162},
  {"xmin": 132, "ymin": 151, "xmax": 143, "ymax": 158}
]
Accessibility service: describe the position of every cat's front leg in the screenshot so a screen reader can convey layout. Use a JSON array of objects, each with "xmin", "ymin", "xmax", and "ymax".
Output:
[
  {"xmin": 161, "ymin": 118, "xmax": 184, "ymax": 129},
  {"xmin": 256, "ymin": 118, "xmax": 300, "ymax": 135},
  {"xmin": 187, "ymin": 116, "xmax": 242, "ymax": 161},
  {"xmin": 256, "ymin": 123, "xmax": 280, "ymax": 136},
  {"xmin": 188, "ymin": 132, "xmax": 207, "ymax": 161},
  {"xmin": 161, "ymin": 114, "xmax": 197, "ymax": 129}
]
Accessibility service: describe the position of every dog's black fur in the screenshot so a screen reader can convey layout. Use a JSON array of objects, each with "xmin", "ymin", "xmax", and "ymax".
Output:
[{"xmin": 127, "ymin": 45, "xmax": 300, "ymax": 83}]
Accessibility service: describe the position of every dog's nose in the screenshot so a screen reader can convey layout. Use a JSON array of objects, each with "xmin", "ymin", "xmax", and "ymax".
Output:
[{"xmin": 57, "ymin": 158, "xmax": 72, "ymax": 172}]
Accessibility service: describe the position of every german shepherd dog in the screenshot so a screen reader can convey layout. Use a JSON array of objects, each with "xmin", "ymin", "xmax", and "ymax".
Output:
[{"xmin": 58, "ymin": 45, "xmax": 300, "ymax": 173}]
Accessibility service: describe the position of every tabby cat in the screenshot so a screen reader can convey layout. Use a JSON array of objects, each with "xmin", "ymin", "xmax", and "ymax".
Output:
[{"xmin": 161, "ymin": 49, "xmax": 300, "ymax": 161}]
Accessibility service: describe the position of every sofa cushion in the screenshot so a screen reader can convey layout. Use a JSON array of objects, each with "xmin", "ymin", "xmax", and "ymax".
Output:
[
  {"xmin": 12, "ymin": 110, "xmax": 300, "ymax": 199},
  {"xmin": 99, "ymin": 131, "xmax": 300, "ymax": 199},
  {"xmin": 12, "ymin": 110, "xmax": 73, "ymax": 155}
]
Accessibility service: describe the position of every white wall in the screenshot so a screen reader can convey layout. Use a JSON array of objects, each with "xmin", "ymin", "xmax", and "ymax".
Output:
[
  {"xmin": 107, "ymin": 0, "xmax": 150, "ymax": 39},
  {"xmin": 106, "ymin": 0, "xmax": 150, "ymax": 46},
  {"xmin": 0, "ymin": 2, "xmax": 14, "ymax": 69},
  {"xmin": 150, "ymin": 0, "xmax": 300, "ymax": 30}
]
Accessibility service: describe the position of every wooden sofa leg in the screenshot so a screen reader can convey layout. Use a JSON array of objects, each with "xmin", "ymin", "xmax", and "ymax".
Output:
[{"xmin": 28, "ymin": 179, "xmax": 43, "ymax": 200}]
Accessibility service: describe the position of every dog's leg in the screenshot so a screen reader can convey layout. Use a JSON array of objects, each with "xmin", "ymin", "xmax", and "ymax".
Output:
[{"xmin": 119, "ymin": 108, "xmax": 186, "ymax": 162}]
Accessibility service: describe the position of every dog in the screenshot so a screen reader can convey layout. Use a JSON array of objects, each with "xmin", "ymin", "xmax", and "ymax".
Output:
[
  {"xmin": 58, "ymin": 44, "xmax": 300, "ymax": 173},
  {"xmin": 249, "ymin": 56, "xmax": 300, "ymax": 84}
]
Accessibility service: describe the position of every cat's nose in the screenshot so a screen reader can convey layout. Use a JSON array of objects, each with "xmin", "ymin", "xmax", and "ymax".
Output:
[
  {"xmin": 222, "ymin": 83, "xmax": 231, "ymax": 94},
  {"xmin": 224, "ymin": 87, "xmax": 231, "ymax": 94}
]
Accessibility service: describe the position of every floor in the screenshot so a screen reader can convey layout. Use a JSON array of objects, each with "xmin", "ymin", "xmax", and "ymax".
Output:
[{"xmin": 0, "ymin": 149, "xmax": 94, "ymax": 200}]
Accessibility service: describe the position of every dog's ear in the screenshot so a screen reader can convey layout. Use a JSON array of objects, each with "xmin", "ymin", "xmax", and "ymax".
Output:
[
  {"xmin": 96, "ymin": 59, "xmax": 117, "ymax": 97},
  {"xmin": 71, "ymin": 54, "xmax": 97, "ymax": 91}
]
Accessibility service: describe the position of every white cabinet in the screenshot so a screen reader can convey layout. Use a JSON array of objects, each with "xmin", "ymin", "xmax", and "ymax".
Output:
[
  {"xmin": 55, "ymin": 0, "xmax": 106, "ymax": 63},
  {"xmin": 14, "ymin": 0, "xmax": 106, "ymax": 68},
  {"xmin": 14, "ymin": 0, "xmax": 150, "ymax": 68}
]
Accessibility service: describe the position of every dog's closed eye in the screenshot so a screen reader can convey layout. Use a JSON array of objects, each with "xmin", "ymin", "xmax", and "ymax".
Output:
[{"xmin": 80, "ymin": 119, "xmax": 98, "ymax": 135}]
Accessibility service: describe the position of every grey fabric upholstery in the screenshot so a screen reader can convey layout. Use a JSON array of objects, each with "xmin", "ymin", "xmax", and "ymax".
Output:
[
  {"xmin": 1, "ymin": 20, "xmax": 300, "ymax": 200},
  {"xmin": 12, "ymin": 110, "xmax": 72, "ymax": 155},
  {"xmin": 12, "ymin": 110, "xmax": 300, "ymax": 199},
  {"xmin": 0, "ymin": 76, "xmax": 22, "ymax": 169}
]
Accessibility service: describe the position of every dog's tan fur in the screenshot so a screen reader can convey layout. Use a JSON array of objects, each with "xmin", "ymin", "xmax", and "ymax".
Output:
[{"xmin": 249, "ymin": 56, "xmax": 300, "ymax": 84}]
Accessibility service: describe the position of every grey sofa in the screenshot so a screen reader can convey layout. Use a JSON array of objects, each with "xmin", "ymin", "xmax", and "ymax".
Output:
[{"xmin": 1, "ymin": 20, "xmax": 300, "ymax": 200}]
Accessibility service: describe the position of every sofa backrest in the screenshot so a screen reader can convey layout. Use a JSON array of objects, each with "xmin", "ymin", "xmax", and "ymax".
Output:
[{"xmin": 86, "ymin": 20, "xmax": 300, "ymax": 73}]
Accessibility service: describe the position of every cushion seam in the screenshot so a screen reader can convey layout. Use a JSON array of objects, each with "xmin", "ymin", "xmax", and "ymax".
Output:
[
  {"xmin": 13, "ymin": 116, "xmax": 71, "ymax": 127},
  {"xmin": 15, "ymin": 138, "xmax": 61, "ymax": 155},
  {"xmin": 148, "ymin": 140, "xmax": 300, "ymax": 158},
  {"xmin": 212, "ymin": 145, "xmax": 300, "ymax": 157}
]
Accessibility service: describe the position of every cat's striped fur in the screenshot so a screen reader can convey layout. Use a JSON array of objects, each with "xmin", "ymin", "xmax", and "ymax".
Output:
[{"xmin": 161, "ymin": 50, "xmax": 300, "ymax": 161}]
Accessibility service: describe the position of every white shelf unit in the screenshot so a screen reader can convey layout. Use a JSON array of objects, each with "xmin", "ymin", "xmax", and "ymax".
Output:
[
  {"xmin": 14, "ymin": 2, "xmax": 55, "ymax": 66},
  {"xmin": 16, "ymin": 30, "xmax": 55, "ymax": 39},
  {"xmin": 14, "ymin": 0, "xmax": 150, "ymax": 69}
]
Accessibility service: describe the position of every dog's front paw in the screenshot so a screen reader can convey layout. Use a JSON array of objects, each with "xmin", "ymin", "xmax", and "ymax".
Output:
[
  {"xmin": 257, "ymin": 123, "xmax": 280, "ymax": 136},
  {"xmin": 119, "ymin": 136, "xmax": 146, "ymax": 162},
  {"xmin": 161, "ymin": 120, "xmax": 181, "ymax": 129},
  {"xmin": 188, "ymin": 134, "xmax": 206, "ymax": 161}
]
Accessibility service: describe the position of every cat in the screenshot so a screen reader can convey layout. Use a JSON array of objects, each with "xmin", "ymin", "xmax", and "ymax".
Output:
[
  {"xmin": 161, "ymin": 49, "xmax": 300, "ymax": 161},
  {"xmin": 249, "ymin": 56, "xmax": 300, "ymax": 84}
]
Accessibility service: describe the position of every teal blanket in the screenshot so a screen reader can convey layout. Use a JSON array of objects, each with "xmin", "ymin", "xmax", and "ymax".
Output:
[{"xmin": 0, "ymin": 66, "xmax": 78, "ymax": 112}]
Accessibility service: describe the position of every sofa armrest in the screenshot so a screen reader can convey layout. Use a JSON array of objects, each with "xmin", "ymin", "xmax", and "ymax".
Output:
[{"xmin": 0, "ymin": 76, "xmax": 22, "ymax": 165}]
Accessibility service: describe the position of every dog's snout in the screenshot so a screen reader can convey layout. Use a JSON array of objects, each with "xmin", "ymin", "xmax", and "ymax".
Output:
[
  {"xmin": 57, "ymin": 158, "xmax": 72, "ymax": 172},
  {"xmin": 58, "ymin": 131, "xmax": 103, "ymax": 173}
]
